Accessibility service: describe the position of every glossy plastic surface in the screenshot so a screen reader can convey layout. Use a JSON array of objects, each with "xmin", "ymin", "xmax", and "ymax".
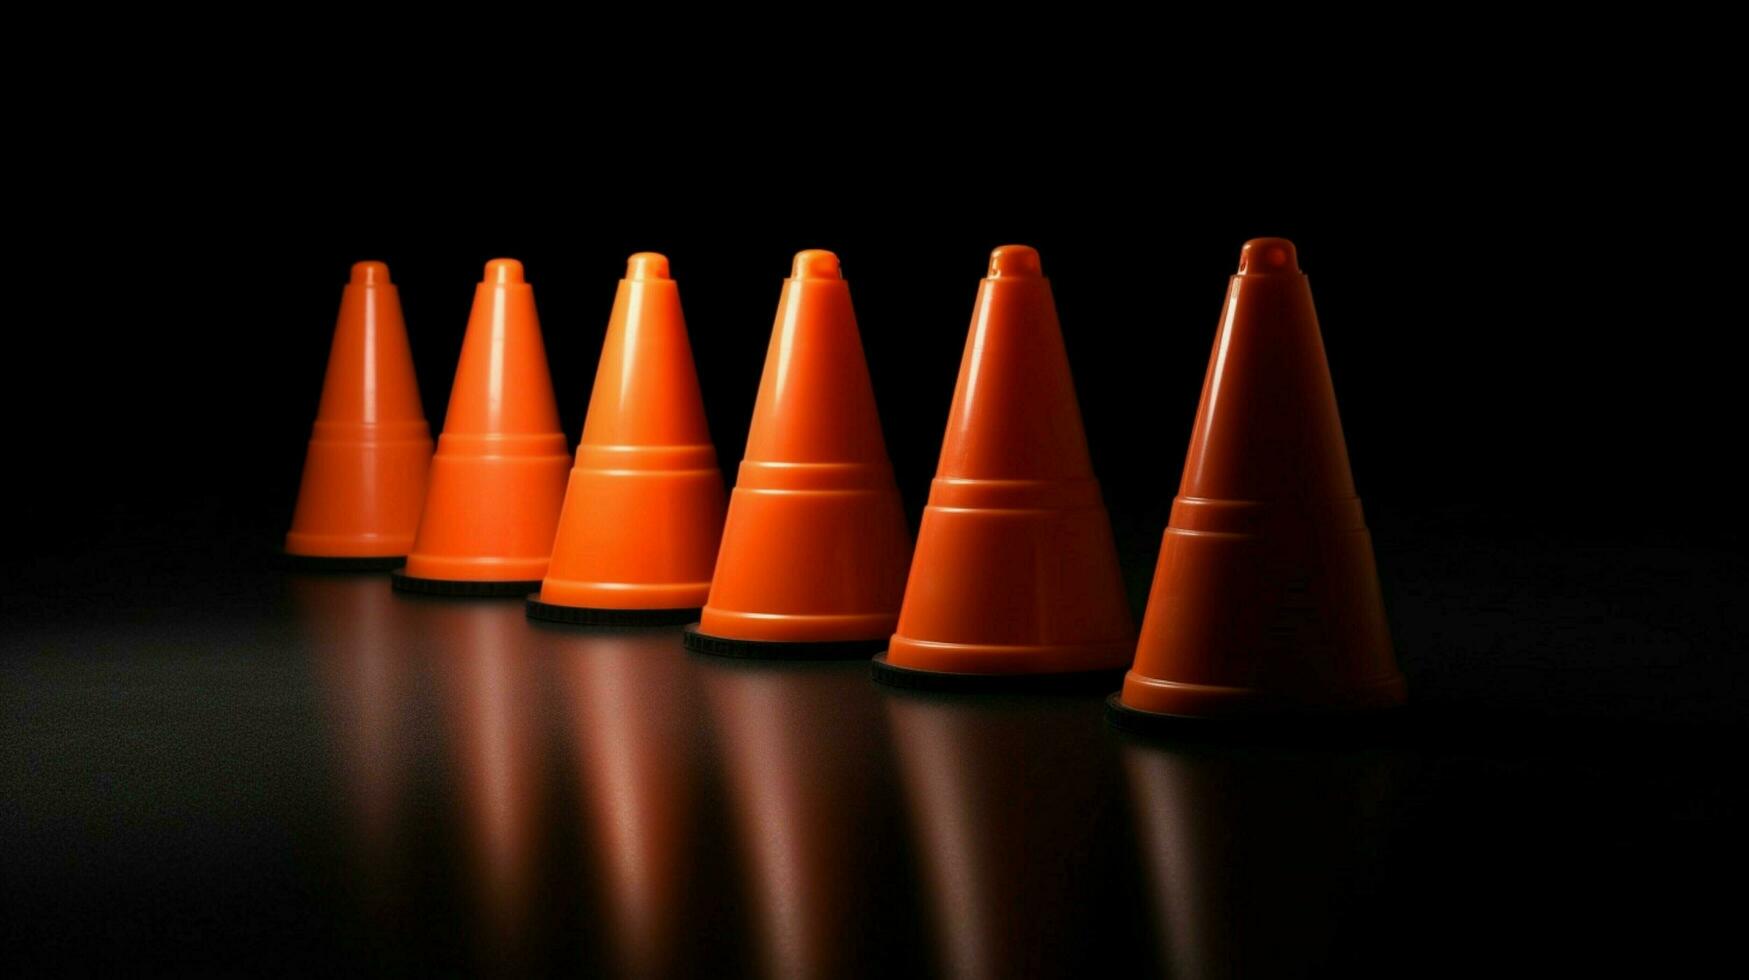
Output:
[
  {"xmin": 1118, "ymin": 239, "xmax": 1405, "ymax": 717},
  {"xmin": 696, "ymin": 251, "xmax": 912, "ymax": 644},
  {"xmin": 537, "ymin": 254, "xmax": 726, "ymax": 610},
  {"xmin": 285, "ymin": 262, "xmax": 433, "ymax": 558},
  {"xmin": 402, "ymin": 260, "xmax": 570, "ymax": 583},
  {"xmin": 884, "ymin": 246, "xmax": 1134, "ymax": 675}
]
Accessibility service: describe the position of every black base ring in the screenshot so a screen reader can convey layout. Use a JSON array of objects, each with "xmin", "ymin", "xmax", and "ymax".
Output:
[
  {"xmin": 681, "ymin": 624, "xmax": 886, "ymax": 660},
  {"xmin": 281, "ymin": 553, "xmax": 406, "ymax": 573},
  {"xmin": 871, "ymin": 654, "xmax": 1126, "ymax": 694},
  {"xmin": 390, "ymin": 570, "xmax": 543, "ymax": 598},
  {"xmin": 525, "ymin": 596, "xmax": 701, "ymax": 627}
]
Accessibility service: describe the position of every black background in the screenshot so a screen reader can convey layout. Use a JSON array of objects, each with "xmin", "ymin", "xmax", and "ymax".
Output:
[{"xmin": 5, "ymin": 134, "xmax": 1744, "ymax": 976}]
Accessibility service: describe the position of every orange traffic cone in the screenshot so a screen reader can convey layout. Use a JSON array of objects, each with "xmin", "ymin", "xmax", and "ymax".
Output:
[
  {"xmin": 392, "ymin": 259, "xmax": 571, "ymax": 597},
  {"xmin": 527, "ymin": 253, "xmax": 727, "ymax": 626},
  {"xmin": 873, "ymin": 245, "xmax": 1134, "ymax": 690},
  {"xmin": 1109, "ymin": 238, "xmax": 1406, "ymax": 726},
  {"xmin": 683, "ymin": 250, "xmax": 911, "ymax": 658},
  {"xmin": 284, "ymin": 261, "xmax": 433, "ymax": 570}
]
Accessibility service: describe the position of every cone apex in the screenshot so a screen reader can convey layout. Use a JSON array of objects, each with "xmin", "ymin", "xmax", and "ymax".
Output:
[
  {"xmin": 626, "ymin": 252, "xmax": 671, "ymax": 281},
  {"xmin": 988, "ymin": 245, "xmax": 1043, "ymax": 278},
  {"xmin": 790, "ymin": 249, "xmax": 841, "ymax": 280},
  {"xmin": 485, "ymin": 258, "xmax": 525, "ymax": 284},
  {"xmin": 350, "ymin": 261, "xmax": 390, "ymax": 286},
  {"xmin": 1237, "ymin": 238, "xmax": 1300, "ymax": 275}
]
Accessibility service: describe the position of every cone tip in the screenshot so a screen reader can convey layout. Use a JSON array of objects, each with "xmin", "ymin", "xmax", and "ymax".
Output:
[
  {"xmin": 350, "ymin": 260, "xmax": 390, "ymax": 285},
  {"xmin": 626, "ymin": 252, "xmax": 671, "ymax": 281},
  {"xmin": 484, "ymin": 258, "xmax": 526, "ymax": 284},
  {"xmin": 1237, "ymin": 238, "xmax": 1300, "ymax": 275},
  {"xmin": 791, "ymin": 249, "xmax": 842, "ymax": 280},
  {"xmin": 988, "ymin": 244, "xmax": 1043, "ymax": 278}
]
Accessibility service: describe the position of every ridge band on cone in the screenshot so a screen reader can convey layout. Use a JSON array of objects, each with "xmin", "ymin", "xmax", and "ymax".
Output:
[
  {"xmin": 1110, "ymin": 239, "xmax": 1406, "ymax": 727},
  {"xmin": 684, "ymin": 250, "xmax": 911, "ymax": 659},
  {"xmin": 394, "ymin": 259, "xmax": 570, "ymax": 598},
  {"xmin": 872, "ymin": 246, "xmax": 1134, "ymax": 691},
  {"xmin": 285, "ymin": 261, "xmax": 433, "ymax": 569},
  {"xmin": 528, "ymin": 253, "xmax": 727, "ymax": 627}
]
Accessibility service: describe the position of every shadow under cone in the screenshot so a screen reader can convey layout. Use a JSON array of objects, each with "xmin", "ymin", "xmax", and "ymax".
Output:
[
  {"xmin": 285, "ymin": 261, "xmax": 433, "ymax": 565},
  {"xmin": 687, "ymin": 250, "xmax": 911, "ymax": 656},
  {"xmin": 530, "ymin": 254, "xmax": 725, "ymax": 625},
  {"xmin": 1115, "ymin": 239, "xmax": 1405, "ymax": 722},
  {"xmin": 397, "ymin": 260, "xmax": 570, "ymax": 596},
  {"xmin": 876, "ymin": 246, "xmax": 1133, "ymax": 688}
]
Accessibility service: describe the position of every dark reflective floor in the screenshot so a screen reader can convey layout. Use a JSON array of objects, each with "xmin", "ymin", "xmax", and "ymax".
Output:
[{"xmin": 4, "ymin": 567, "xmax": 1745, "ymax": 977}]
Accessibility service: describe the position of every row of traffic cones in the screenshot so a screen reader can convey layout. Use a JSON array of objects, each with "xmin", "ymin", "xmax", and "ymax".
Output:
[{"xmin": 285, "ymin": 240, "xmax": 1405, "ymax": 725}]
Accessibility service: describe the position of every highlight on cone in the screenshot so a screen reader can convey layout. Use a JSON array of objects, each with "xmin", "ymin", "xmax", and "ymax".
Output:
[
  {"xmin": 394, "ymin": 259, "xmax": 570, "ymax": 597},
  {"xmin": 529, "ymin": 253, "xmax": 727, "ymax": 626},
  {"xmin": 874, "ymin": 246, "xmax": 1133, "ymax": 690},
  {"xmin": 684, "ymin": 250, "xmax": 911, "ymax": 658},
  {"xmin": 285, "ymin": 261, "xmax": 434, "ymax": 569},
  {"xmin": 1111, "ymin": 238, "xmax": 1406, "ymax": 724}
]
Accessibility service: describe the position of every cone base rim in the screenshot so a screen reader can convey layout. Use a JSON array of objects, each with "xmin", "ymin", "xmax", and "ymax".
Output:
[
  {"xmin": 1104, "ymin": 692, "xmax": 1409, "ymax": 741},
  {"xmin": 682, "ymin": 624, "xmax": 884, "ymax": 661},
  {"xmin": 281, "ymin": 552, "xmax": 406, "ymax": 573},
  {"xmin": 871, "ymin": 653, "xmax": 1126, "ymax": 694},
  {"xmin": 525, "ymin": 597, "xmax": 701, "ymax": 627},
  {"xmin": 390, "ymin": 570, "xmax": 543, "ymax": 598}
]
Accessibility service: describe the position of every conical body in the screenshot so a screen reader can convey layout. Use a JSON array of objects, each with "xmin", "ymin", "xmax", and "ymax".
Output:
[
  {"xmin": 885, "ymin": 245, "xmax": 1132, "ymax": 675},
  {"xmin": 403, "ymin": 259, "xmax": 569, "ymax": 584},
  {"xmin": 696, "ymin": 250, "xmax": 911, "ymax": 644},
  {"xmin": 538, "ymin": 254, "xmax": 725, "ymax": 610},
  {"xmin": 1119, "ymin": 239, "xmax": 1404, "ymax": 718},
  {"xmin": 285, "ymin": 261, "xmax": 432, "ymax": 558}
]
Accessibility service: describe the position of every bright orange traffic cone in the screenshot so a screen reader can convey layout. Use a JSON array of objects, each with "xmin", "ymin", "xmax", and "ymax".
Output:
[
  {"xmin": 284, "ymin": 261, "xmax": 433, "ymax": 570},
  {"xmin": 683, "ymin": 250, "xmax": 911, "ymax": 658},
  {"xmin": 393, "ymin": 259, "xmax": 570, "ymax": 597},
  {"xmin": 873, "ymin": 246, "xmax": 1134, "ymax": 690},
  {"xmin": 528, "ymin": 253, "xmax": 726, "ymax": 625},
  {"xmin": 1109, "ymin": 238, "xmax": 1406, "ymax": 726}
]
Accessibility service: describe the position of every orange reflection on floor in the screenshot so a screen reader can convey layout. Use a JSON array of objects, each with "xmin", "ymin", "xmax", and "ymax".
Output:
[
  {"xmin": 699, "ymin": 659, "xmax": 894, "ymax": 980},
  {"xmin": 425, "ymin": 602, "xmax": 546, "ymax": 963},
  {"xmin": 557, "ymin": 630, "xmax": 703, "ymax": 978},
  {"xmin": 1121, "ymin": 737, "xmax": 1404, "ymax": 979},
  {"xmin": 294, "ymin": 577, "xmax": 414, "ymax": 877},
  {"xmin": 884, "ymin": 693, "xmax": 1122, "ymax": 978}
]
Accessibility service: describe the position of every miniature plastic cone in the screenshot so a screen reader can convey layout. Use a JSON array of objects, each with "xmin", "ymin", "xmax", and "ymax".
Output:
[
  {"xmin": 1114, "ymin": 239, "xmax": 1406, "ymax": 722},
  {"xmin": 284, "ymin": 261, "xmax": 433, "ymax": 567},
  {"xmin": 875, "ymin": 246, "xmax": 1133, "ymax": 688},
  {"xmin": 529, "ymin": 253, "xmax": 726, "ymax": 625},
  {"xmin": 395, "ymin": 260, "xmax": 570, "ymax": 596},
  {"xmin": 685, "ymin": 250, "xmax": 911, "ymax": 656}
]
